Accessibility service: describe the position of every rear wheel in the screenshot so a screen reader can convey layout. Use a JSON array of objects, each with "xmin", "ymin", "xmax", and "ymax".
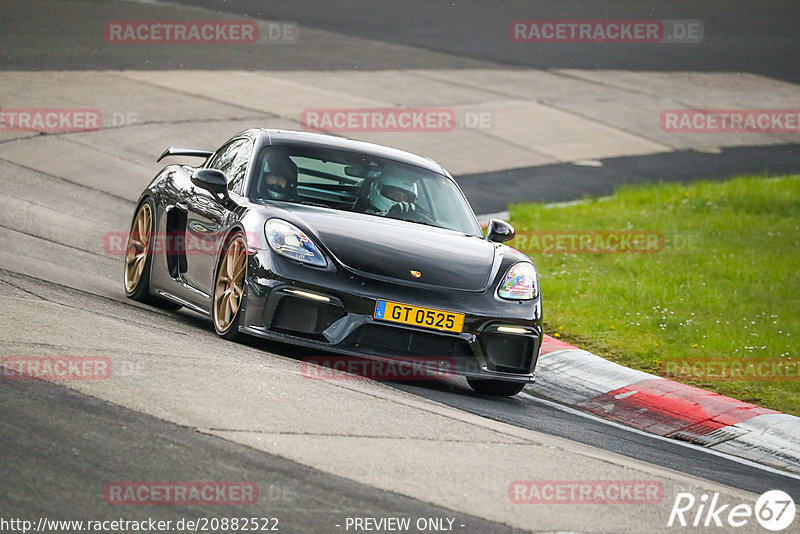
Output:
[
  {"xmin": 213, "ymin": 232, "xmax": 248, "ymax": 341},
  {"xmin": 123, "ymin": 199, "xmax": 181, "ymax": 310},
  {"xmin": 467, "ymin": 378, "xmax": 526, "ymax": 397}
]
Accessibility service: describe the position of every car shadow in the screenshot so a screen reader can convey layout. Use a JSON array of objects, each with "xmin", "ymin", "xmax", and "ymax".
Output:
[{"xmin": 164, "ymin": 307, "xmax": 529, "ymax": 404}]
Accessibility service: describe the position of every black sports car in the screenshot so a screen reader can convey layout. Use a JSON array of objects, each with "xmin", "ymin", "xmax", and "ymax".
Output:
[{"xmin": 124, "ymin": 129, "xmax": 542, "ymax": 396}]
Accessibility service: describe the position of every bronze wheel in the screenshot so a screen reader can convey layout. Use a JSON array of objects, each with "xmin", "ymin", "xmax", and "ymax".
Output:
[
  {"xmin": 124, "ymin": 202, "xmax": 152, "ymax": 294},
  {"xmin": 123, "ymin": 199, "xmax": 181, "ymax": 310},
  {"xmin": 213, "ymin": 234, "xmax": 247, "ymax": 335}
]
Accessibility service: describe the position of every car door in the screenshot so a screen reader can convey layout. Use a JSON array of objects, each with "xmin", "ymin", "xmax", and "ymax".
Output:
[{"xmin": 182, "ymin": 137, "xmax": 252, "ymax": 296}]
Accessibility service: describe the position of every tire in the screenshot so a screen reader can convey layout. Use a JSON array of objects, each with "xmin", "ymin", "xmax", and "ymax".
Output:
[
  {"xmin": 467, "ymin": 378, "xmax": 527, "ymax": 397},
  {"xmin": 123, "ymin": 199, "xmax": 182, "ymax": 311},
  {"xmin": 212, "ymin": 231, "xmax": 248, "ymax": 341}
]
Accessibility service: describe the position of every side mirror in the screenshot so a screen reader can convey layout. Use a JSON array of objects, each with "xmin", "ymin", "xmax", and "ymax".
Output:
[
  {"xmin": 486, "ymin": 219, "xmax": 515, "ymax": 243},
  {"xmin": 191, "ymin": 169, "xmax": 229, "ymax": 197}
]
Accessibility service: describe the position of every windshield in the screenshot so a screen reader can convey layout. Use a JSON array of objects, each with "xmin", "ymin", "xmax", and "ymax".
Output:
[{"xmin": 248, "ymin": 145, "xmax": 481, "ymax": 236}]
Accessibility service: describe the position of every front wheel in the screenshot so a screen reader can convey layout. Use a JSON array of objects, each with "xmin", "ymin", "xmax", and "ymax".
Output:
[
  {"xmin": 212, "ymin": 232, "xmax": 248, "ymax": 341},
  {"xmin": 467, "ymin": 378, "xmax": 527, "ymax": 397}
]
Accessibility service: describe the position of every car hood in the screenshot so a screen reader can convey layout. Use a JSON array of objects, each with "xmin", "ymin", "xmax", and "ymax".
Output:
[{"xmin": 286, "ymin": 207, "xmax": 497, "ymax": 291}]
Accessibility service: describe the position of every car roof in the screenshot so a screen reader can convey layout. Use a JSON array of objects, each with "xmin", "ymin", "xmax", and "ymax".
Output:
[{"xmin": 246, "ymin": 129, "xmax": 449, "ymax": 176}]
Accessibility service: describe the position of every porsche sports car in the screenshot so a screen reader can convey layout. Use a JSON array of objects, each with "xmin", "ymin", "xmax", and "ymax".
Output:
[{"xmin": 124, "ymin": 129, "xmax": 542, "ymax": 396}]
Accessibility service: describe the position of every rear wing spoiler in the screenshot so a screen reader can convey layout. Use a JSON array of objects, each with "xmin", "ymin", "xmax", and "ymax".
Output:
[{"xmin": 157, "ymin": 147, "xmax": 214, "ymax": 163}]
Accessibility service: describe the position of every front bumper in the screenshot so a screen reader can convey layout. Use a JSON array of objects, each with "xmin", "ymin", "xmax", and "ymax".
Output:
[{"xmin": 240, "ymin": 250, "xmax": 542, "ymax": 383}]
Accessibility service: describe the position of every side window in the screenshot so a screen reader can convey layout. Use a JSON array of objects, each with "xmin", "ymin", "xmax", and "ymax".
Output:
[
  {"xmin": 207, "ymin": 141, "xmax": 239, "ymax": 174},
  {"xmin": 207, "ymin": 139, "xmax": 252, "ymax": 195},
  {"xmin": 226, "ymin": 141, "xmax": 252, "ymax": 194}
]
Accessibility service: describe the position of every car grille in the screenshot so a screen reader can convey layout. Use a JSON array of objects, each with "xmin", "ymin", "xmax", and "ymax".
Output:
[{"xmin": 344, "ymin": 324, "xmax": 473, "ymax": 358}]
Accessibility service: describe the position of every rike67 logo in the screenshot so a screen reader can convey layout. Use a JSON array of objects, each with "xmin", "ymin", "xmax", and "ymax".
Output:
[{"xmin": 668, "ymin": 490, "xmax": 795, "ymax": 531}]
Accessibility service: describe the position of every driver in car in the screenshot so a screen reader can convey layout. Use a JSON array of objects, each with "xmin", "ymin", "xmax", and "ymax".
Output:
[
  {"xmin": 364, "ymin": 174, "xmax": 418, "ymax": 218},
  {"xmin": 259, "ymin": 150, "xmax": 299, "ymax": 201}
]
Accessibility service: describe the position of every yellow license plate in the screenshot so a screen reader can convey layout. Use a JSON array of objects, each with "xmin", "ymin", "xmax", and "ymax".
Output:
[{"xmin": 373, "ymin": 300, "xmax": 464, "ymax": 333}]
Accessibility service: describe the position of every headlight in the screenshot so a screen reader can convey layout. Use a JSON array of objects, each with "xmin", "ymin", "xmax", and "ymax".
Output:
[
  {"xmin": 265, "ymin": 219, "xmax": 327, "ymax": 267},
  {"xmin": 497, "ymin": 262, "xmax": 538, "ymax": 300}
]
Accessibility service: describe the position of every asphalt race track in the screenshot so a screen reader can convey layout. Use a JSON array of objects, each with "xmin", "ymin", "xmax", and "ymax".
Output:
[
  {"xmin": 2, "ymin": 374, "xmax": 527, "ymax": 533},
  {"xmin": 1, "ymin": 1, "xmax": 800, "ymax": 533}
]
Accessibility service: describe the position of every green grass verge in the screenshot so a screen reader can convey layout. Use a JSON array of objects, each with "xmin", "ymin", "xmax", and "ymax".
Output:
[{"xmin": 509, "ymin": 174, "xmax": 800, "ymax": 415}]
